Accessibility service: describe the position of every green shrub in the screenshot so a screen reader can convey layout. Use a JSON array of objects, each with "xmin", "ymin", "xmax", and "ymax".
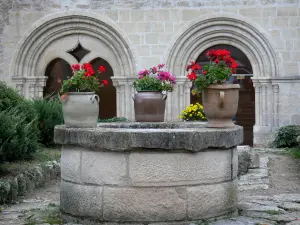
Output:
[
  {"xmin": 0, "ymin": 107, "xmax": 40, "ymax": 162},
  {"xmin": 274, "ymin": 125, "xmax": 300, "ymax": 148},
  {"xmin": 0, "ymin": 83, "xmax": 40, "ymax": 162},
  {"xmin": 32, "ymin": 96, "xmax": 63, "ymax": 146},
  {"xmin": 0, "ymin": 82, "xmax": 37, "ymax": 124}
]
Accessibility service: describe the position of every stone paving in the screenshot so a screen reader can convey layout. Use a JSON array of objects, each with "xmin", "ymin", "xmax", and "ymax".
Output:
[{"xmin": 1, "ymin": 150, "xmax": 300, "ymax": 225}]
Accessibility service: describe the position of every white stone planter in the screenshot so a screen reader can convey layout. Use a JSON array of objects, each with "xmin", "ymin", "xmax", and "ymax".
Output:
[{"xmin": 61, "ymin": 92, "xmax": 100, "ymax": 128}]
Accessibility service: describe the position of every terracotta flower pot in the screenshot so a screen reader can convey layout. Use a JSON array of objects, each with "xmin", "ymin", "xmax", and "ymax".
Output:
[
  {"xmin": 202, "ymin": 84, "xmax": 240, "ymax": 128},
  {"xmin": 133, "ymin": 91, "xmax": 167, "ymax": 122},
  {"xmin": 61, "ymin": 92, "xmax": 100, "ymax": 128}
]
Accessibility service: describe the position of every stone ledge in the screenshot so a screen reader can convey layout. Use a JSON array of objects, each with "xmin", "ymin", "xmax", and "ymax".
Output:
[
  {"xmin": 54, "ymin": 122, "xmax": 243, "ymax": 151},
  {"xmin": 0, "ymin": 161, "xmax": 60, "ymax": 205}
]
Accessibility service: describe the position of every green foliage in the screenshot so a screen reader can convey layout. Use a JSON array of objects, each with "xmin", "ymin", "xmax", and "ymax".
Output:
[
  {"xmin": 32, "ymin": 96, "xmax": 63, "ymax": 146},
  {"xmin": 0, "ymin": 82, "xmax": 38, "ymax": 125},
  {"xmin": 0, "ymin": 83, "xmax": 40, "ymax": 162},
  {"xmin": 61, "ymin": 70, "xmax": 100, "ymax": 94},
  {"xmin": 193, "ymin": 62, "xmax": 233, "ymax": 93},
  {"xmin": 274, "ymin": 125, "xmax": 300, "ymax": 148},
  {"xmin": 0, "ymin": 107, "xmax": 40, "ymax": 163},
  {"xmin": 98, "ymin": 117, "xmax": 129, "ymax": 122},
  {"xmin": 133, "ymin": 76, "xmax": 165, "ymax": 92}
]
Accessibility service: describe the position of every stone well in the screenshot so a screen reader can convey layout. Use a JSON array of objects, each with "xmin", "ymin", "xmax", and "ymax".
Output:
[{"xmin": 54, "ymin": 122, "xmax": 243, "ymax": 225}]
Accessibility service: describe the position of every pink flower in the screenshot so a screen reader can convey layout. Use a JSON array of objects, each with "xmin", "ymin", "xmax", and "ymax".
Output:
[
  {"xmin": 158, "ymin": 64, "xmax": 165, "ymax": 69},
  {"xmin": 152, "ymin": 66, "xmax": 158, "ymax": 73},
  {"xmin": 138, "ymin": 69, "xmax": 149, "ymax": 76}
]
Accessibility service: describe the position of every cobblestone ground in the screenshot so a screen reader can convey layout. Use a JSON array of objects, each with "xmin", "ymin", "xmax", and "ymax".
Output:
[{"xmin": 1, "ymin": 151, "xmax": 300, "ymax": 225}]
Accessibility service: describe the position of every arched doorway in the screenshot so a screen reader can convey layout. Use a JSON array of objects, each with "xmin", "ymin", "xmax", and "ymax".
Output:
[
  {"xmin": 43, "ymin": 58, "xmax": 72, "ymax": 97},
  {"xmin": 90, "ymin": 58, "xmax": 116, "ymax": 119},
  {"xmin": 191, "ymin": 44, "xmax": 255, "ymax": 146}
]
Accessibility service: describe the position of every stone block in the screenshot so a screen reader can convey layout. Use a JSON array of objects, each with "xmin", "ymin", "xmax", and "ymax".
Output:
[
  {"xmin": 81, "ymin": 151, "xmax": 127, "ymax": 185},
  {"xmin": 121, "ymin": 22, "xmax": 136, "ymax": 33},
  {"xmin": 187, "ymin": 181, "xmax": 237, "ymax": 219},
  {"xmin": 136, "ymin": 45, "xmax": 151, "ymax": 56},
  {"xmin": 103, "ymin": 187, "xmax": 186, "ymax": 221},
  {"xmin": 129, "ymin": 150, "xmax": 232, "ymax": 186},
  {"xmin": 136, "ymin": 22, "xmax": 151, "ymax": 32},
  {"xmin": 272, "ymin": 18, "xmax": 289, "ymax": 28},
  {"xmin": 249, "ymin": 153, "xmax": 260, "ymax": 169},
  {"xmin": 232, "ymin": 148, "xmax": 238, "ymax": 179},
  {"xmin": 131, "ymin": 10, "xmax": 144, "ymax": 21},
  {"xmin": 60, "ymin": 180, "xmax": 102, "ymax": 219},
  {"xmin": 152, "ymin": 45, "xmax": 167, "ymax": 55},
  {"xmin": 151, "ymin": 22, "xmax": 165, "ymax": 32},
  {"xmin": 128, "ymin": 34, "xmax": 141, "ymax": 44},
  {"xmin": 237, "ymin": 146, "xmax": 251, "ymax": 176},
  {"xmin": 61, "ymin": 146, "xmax": 81, "ymax": 183},
  {"xmin": 263, "ymin": 7, "xmax": 277, "ymax": 17},
  {"xmin": 239, "ymin": 7, "xmax": 261, "ymax": 17},
  {"xmin": 277, "ymin": 7, "xmax": 298, "ymax": 17},
  {"xmin": 157, "ymin": 9, "xmax": 170, "ymax": 21},
  {"xmin": 118, "ymin": 10, "xmax": 130, "ymax": 21},
  {"xmin": 145, "ymin": 33, "xmax": 159, "ymax": 44},
  {"xmin": 182, "ymin": 10, "xmax": 200, "ymax": 21}
]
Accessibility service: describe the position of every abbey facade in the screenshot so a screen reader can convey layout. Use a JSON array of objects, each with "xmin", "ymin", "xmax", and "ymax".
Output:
[{"xmin": 1, "ymin": 0, "xmax": 300, "ymax": 146}]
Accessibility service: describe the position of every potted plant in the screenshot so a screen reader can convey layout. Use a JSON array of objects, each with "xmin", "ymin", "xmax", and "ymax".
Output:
[
  {"xmin": 179, "ymin": 103, "xmax": 207, "ymax": 121},
  {"xmin": 133, "ymin": 64, "xmax": 176, "ymax": 122},
  {"xmin": 59, "ymin": 63, "xmax": 108, "ymax": 128},
  {"xmin": 186, "ymin": 49, "xmax": 239, "ymax": 128}
]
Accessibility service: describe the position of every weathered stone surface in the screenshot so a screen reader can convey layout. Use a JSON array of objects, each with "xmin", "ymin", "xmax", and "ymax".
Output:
[
  {"xmin": 54, "ymin": 123, "xmax": 243, "ymax": 151},
  {"xmin": 237, "ymin": 146, "xmax": 251, "ymax": 176},
  {"xmin": 187, "ymin": 182, "xmax": 237, "ymax": 219},
  {"xmin": 61, "ymin": 146, "xmax": 81, "ymax": 183},
  {"xmin": 103, "ymin": 187, "xmax": 186, "ymax": 221},
  {"xmin": 60, "ymin": 181, "xmax": 102, "ymax": 219},
  {"xmin": 129, "ymin": 150, "xmax": 232, "ymax": 186},
  {"xmin": 81, "ymin": 151, "xmax": 128, "ymax": 185}
]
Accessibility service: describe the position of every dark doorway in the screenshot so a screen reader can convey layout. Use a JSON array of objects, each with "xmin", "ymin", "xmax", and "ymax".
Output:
[
  {"xmin": 90, "ymin": 58, "xmax": 116, "ymax": 119},
  {"xmin": 191, "ymin": 44, "xmax": 255, "ymax": 146},
  {"xmin": 44, "ymin": 58, "xmax": 73, "ymax": 97}
]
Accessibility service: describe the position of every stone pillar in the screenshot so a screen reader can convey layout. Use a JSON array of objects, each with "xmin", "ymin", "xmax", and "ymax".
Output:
[
  {"xmin": 111, "ymin": 77, "xmax": 134, "ymax": 120},
  {"xmin": 12, "ymin": 77, "xmax": 26, "ymax": 96},
  {"xmin": 171, "ymin": 76, "xmax": 189, "ymax": 121},
  {"xmin": 272, "ymin": 84, "xmax": 279, "ymax": 129}
]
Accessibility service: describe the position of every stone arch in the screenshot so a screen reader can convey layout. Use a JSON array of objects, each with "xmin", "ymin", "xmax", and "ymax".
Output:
[
  {"xmin": 165, "ymin": 13, "xmax": 283, "ymax": 79},
  {"xmin": 10, "ymin": 11, "xmax": 136, "ymax": 79},
  {"xmin": 165, "ymin": 13, "xmax": 283, "ymax": 145},
  {"xmin": 9, "ymin": 11, "xmax": 137, "ymax": 119}
]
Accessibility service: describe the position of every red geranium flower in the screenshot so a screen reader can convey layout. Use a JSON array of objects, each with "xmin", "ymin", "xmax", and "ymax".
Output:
[
  {"xmin": 191, "ymin": 64, "xmax": 201, "ymax": 71},
  {"xmin": 84, "ymin": 72, "xmax": 92, "ymax": 77},
  {"xmin": 82, "ymin": 63, "xmax": 93, "ymax": 70},
  {"xmin": 98, "ymin": 66, "xmax": 106, "ymax": 73},
  {"xmin": 202, "ymin": 70, "xmax": 207, "ymax": 75},
  {"xmin": 102, "ymin": 79, "xmax": 109, "ymax": 85},
  {"xmin": 71, "ymin": 64, "xmax": 80, "ymax": 71},
  {"xmin": 187, "ymin": 72, "xmax": 197, "ymax": 81}
]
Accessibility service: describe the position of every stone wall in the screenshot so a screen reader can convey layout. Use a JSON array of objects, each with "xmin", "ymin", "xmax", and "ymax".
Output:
[{"xmin": 1, "ymin": 0, "xmax": 300, "ymax": 146}]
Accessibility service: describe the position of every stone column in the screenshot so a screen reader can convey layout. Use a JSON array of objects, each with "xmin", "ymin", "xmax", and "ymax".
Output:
[
  {"xmin": 111, "ymin": 77, "xmax": 133, "ymax": 120},
  {"xmin": 272, "ymin": 84, "xmax": 279, "ymax": 129},
  {"xmin": 12, "ymin": 77, "xmax": 26, "ymax": 96},
  {"xmin": 172, "ymin": 76, "xmax": 189, "ymax": 121}
]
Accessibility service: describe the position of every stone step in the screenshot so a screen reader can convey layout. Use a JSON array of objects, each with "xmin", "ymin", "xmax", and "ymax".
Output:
[
  {"xmin": 238, "ymin": 177, "xmax": 269, "ymax": 185},
  {"xmin": 238, "ymin": 183, "xmax": 269, "ymax": 191}
]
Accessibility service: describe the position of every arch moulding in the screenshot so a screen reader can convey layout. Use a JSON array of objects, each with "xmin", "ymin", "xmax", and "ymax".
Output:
[
  {"xmin": 9, "ymin": 11, "xmax": 137, "ymax": 120},
  {"xmin": 165, "ymin": 13, "xmax": 284, "ymax": 146}
]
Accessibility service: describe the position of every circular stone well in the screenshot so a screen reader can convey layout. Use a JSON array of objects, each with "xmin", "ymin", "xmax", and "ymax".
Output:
[{"xmin": 54, "ymin": 122, "xmax": 243, "ymax": 225}]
